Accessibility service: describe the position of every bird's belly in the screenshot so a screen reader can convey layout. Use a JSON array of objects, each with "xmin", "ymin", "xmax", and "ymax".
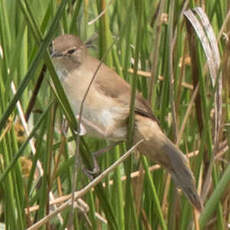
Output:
[{"xmin": 79, "ymin": 106, "xmax": 128, "ymax": 141}]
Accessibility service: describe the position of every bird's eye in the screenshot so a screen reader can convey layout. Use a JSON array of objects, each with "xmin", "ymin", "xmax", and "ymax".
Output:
[{"xmin": 67, "ymin": 48, "xmax": 76, "ymax": 55}]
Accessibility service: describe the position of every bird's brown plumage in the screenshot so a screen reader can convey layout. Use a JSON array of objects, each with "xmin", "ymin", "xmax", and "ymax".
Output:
[{"xmin": 51, "ymin": 34, "xmax": 203, "ymax": 211}]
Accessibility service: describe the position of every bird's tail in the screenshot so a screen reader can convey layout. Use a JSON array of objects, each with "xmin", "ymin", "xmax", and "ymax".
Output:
[{"xmin": 134, "ymin": 114, "xmax": 203, "ymax": 211}]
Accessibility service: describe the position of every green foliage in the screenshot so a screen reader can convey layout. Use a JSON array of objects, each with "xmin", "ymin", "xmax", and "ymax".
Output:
[{"xmin": 0, "ymin": 0, "xmax": 229, "ymax": 229}]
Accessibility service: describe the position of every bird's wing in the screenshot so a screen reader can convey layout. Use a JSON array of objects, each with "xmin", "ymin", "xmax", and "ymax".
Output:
[{"xmin": 91, "ymin": 58, "xmax": 158, "ymax": 123}]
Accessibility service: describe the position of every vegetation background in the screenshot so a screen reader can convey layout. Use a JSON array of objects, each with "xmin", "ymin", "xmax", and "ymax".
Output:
[{"xmin": 0, "ymin": 0, "xmax": 229, "ymax": 229}]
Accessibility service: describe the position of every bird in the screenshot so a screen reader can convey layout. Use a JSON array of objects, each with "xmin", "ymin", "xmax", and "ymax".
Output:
[{"xmin": 50, "ymin": 34, "xmax": 202, "ymax": 211}]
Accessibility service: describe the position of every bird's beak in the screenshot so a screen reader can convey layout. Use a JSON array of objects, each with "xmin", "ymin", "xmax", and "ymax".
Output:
[
  {"xmin": 49, "ymin": 42, "xmax": 62, "ymax": 58},
  {"xmin": 50, "ymin": 51, "xmax": 62, "ymax": 58}
]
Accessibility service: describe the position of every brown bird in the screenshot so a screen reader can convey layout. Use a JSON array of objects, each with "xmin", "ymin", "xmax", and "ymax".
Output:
[{"xmin": 51, "ymin": 34, "xmax": 202, "ymax": 211}]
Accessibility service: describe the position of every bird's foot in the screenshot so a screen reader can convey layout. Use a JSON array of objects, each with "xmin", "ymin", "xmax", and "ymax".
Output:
[
  {"xmin": 83, "ymin": 141, "xmax": 122, "ymax": 180},
  {"xmin": 83, "ymin": 155, "xmax": 100, "ymax": 180}
]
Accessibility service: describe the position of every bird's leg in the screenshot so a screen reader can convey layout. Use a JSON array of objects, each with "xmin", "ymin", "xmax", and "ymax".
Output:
[
  {"xmin": 74, "ymin": 115, "xmax": 122, "ymax": 178},
  {"xmin": 93, "ymin": 141, "xmax": 123, "ymax": 158},
  {"xmin": 86, "ymin": 141, "xmax": 122, "ymax": 178},
  {"xmin": 61, "ymin": 116, "xmax": 87, "ymax": 136}
]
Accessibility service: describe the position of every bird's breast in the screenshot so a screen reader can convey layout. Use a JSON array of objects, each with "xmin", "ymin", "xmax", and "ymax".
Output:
[{"xmin": 61, "ymin": 72, "xmax": 129, "ymax": 140}]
